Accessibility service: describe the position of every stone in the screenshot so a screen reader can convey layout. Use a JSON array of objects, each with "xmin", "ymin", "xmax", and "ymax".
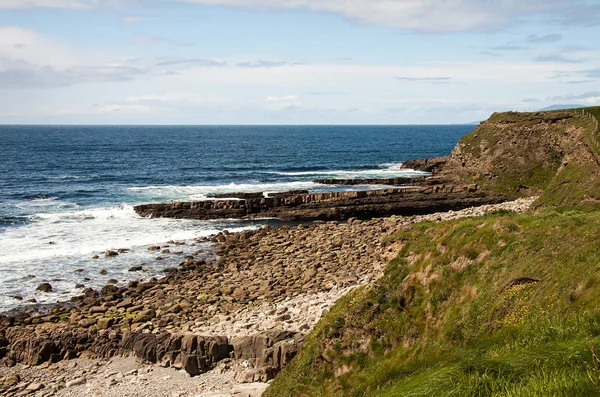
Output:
[
  {"xmin": 99, "ymin": 269, "xmax": 108, "ymax": 275},
  {"xmin": 182, "ymin": 354, "xmax": 208, "ymax": 376},
  {"xmin": 128, "ymin": 266, "xmax": 143, "ymax": 272},
  {"xmin": 97, "ymin": 318, "xmax": 115, "ymax": 330},
  {"xmin": 105, "ymin": 251, "xmax": 119, "ymax": 257},
  {"xmin": 78, "ymin": 318, "xmax": 97, "ymax": 328},
  {"xmin": 101, "ymin": 285, "xmax": 119, "ymax": 295},
  {"xmin": 65, "ymin": 377, "xmax": 86, "ymax": 387},
  {"xmin": 2, "ymin": 375, "xmax": 20, "ymax": 387},
  {"xmin": 26, "ymin": 383, "xmax": 44, "ymax": 391},
  {"xmin": 133, "ymin": 309, "xmax": 155, "ymax": 323},
  {"xmin": 36, "ymin": 283, "xmax": 53, "ymax": 293}
]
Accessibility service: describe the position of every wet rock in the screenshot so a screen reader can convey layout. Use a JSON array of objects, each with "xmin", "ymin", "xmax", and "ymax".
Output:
[
  {"xmin": 128, "ymin": 266, "xmax": 143, "ymax": 272},
  {"xmin": 36, "ymin": 283, "xmax": 53, "ymax": 293},
  {"xmin": 100, "ymin": 285, "xmax": 119, "ymax": 296},
  {"xmin": 105, "ymin": 251, "xmax": 119, "ymax": 257},
  {"xmin": 148, "ymin": 246, "xmax": 161, "ymax": 251},
  {"xmin": 99, "ymin": 269, "xmax": 108, "ymax": 275}
]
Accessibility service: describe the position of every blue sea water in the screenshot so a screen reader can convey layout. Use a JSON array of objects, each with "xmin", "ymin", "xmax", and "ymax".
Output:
[{"xmin": 0, "ymin": 125, "xmax": 472, "ymax": 312}]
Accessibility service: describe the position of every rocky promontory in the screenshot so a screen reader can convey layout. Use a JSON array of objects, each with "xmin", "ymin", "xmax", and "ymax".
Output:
[{"xmin": 134, "ymin": 183, "xmax": 507, "ymax": 222}]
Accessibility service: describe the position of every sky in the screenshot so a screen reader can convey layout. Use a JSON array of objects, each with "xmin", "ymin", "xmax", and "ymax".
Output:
[{"xmin": 0, "ymin": 0, "xmax": 599, "ymax": 124}]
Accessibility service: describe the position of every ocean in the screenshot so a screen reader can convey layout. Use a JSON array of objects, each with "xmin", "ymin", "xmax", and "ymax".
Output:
[{"xmin": 0, "ymin": 125, "xmax": 472, "ymax": 312}]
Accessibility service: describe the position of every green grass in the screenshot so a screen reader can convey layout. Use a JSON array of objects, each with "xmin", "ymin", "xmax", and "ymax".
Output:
[
  {"xmin": 582, "ymin": 106, "xmax": 600, "ymax": 123},
  {"xmin": 534, "ymin": 107, "xmax": 600, "ymax": 209},
  {"xmin": 266, "ymin": 209, "xmax": 600, "ymax": 396}
]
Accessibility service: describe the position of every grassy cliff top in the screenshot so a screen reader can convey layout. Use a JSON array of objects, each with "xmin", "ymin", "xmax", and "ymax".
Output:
[
  {"xmin": 439, "ymin": 107, "xmax": 600, "ymax": 210},
  {"xmin": 266, "ymin": 208, "xmax": 600, "ymax": 396}
]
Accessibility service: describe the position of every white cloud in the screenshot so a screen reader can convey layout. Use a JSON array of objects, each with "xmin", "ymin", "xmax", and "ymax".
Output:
[
  {"xmin": 176, "ymin": 0, "xmax": 575, "ymax": 32},
  {"xmin": 0, "ymin": 26, "xmax": 79, "ymax": 67},
  {"xmin": 1, "ymin": 0, "xmax": 595, "ymax": 32},
  {"xmin": 99, "ymin": 104, "xmax": 151, "ymax": 113},
  {"xmin": 0, "ymin": 0, "xmax": 123, "ymax": 9},
  {"xmin": 266, "ymin": 95, "xmax": 298, "ymax": 102},
  {"xmin": 121, "ymin": 14, "xmax": 146, "ymax": 25},
  {"xmin": 126, "ymin": 93, "xmax": 201, "ymax": 103},
  {"xmin": 0, "ymin": 26, "xmax": 147, "ymax": 88},
  {"xmin": 547, "ymin": 91, "xmax": 600, "ymax": 105}
]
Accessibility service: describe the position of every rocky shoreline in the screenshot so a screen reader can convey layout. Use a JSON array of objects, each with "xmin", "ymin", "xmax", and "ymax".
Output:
[{"xmin": 0, "ymin": 196, "xmax": 536, "ymax": 397}]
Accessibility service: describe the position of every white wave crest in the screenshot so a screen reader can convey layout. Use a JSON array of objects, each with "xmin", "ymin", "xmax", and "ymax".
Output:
[
  {"xmin": 128, "ymin": 181, "xmax": 320, "ymax": 201},
  {"xmin": 274, "ymin": 162, "xmax": 428, "ymax": 178}
]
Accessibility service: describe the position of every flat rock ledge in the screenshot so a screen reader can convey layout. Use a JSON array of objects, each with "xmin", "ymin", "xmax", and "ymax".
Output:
[
  {"xmin": 0, "ymin": 197, "xmax": 536, "ymax": 396},
  {"xmin": 134, "ymin": 183, "xmax": 507, "ymax": 221}
]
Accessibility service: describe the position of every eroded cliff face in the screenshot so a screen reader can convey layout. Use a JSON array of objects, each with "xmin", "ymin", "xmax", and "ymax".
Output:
[{"xmin": 438, "ymin": 111, "xmax": 593, "ymax": 199}]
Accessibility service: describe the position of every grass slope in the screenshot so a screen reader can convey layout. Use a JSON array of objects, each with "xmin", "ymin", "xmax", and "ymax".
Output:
[
  {"xmin": 535, "ymin": 106, "xmax": 600, "ymax": 210},
  {"xmin": 266, "ymin": 209, "xmax": 600, "ymax": 397}
]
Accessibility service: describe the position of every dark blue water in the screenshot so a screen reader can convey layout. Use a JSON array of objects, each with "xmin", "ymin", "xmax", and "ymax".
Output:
[{"xmin": 0, "ymin": 125, "xmax": 471, "ymax": 311}]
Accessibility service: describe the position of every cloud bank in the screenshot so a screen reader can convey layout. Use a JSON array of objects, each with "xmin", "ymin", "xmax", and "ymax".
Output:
[{"xmin": 2, "ymin": 0, "xmax": 598, "ymax": 32}]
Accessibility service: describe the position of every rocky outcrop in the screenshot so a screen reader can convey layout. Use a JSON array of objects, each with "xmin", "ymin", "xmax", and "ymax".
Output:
[
  {"xmin": 135, "ymin": 184, "xmax": 507, "ymax": 221},
  {"xmin": 120, "ymin": 332, "xmax": 231, "ymax": 376},
  {"xmin": 231, "ymin": 331, "xmax": 303, "ymax": 382},
  {"xmin": 401, "ymin": 157, "xmax": 448, "ymax": 174},
  {"xmin": 0, "ymin": 325, "xmax": 298, "ymax": 380}
]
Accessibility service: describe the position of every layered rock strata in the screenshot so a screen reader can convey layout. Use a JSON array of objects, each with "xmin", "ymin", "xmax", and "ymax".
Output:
[{"xmin": 134, "ymin": 184, "xmax": 506, "ymax": 221}]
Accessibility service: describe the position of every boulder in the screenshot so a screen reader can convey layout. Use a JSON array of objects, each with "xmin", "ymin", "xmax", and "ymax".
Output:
[{"xmin": 36, "ymin": 283, "xmax": 53, "ymax": 293}]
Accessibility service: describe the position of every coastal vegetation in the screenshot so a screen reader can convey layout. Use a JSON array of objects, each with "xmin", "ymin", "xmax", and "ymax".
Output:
[{"xmin": 266, "ymin": 107, "xmax": 600, "ymax": 396}]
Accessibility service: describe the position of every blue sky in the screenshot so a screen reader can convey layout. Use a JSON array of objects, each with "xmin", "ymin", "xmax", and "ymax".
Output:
[{"xmin": 0, "ymin": 0, "xmax": 599, "ymax": 124}]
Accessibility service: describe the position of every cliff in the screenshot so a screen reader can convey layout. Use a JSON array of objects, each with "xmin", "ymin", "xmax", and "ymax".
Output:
[
  {"xmin": 434, "ymin": 109, "xmax": 600, "ymax": 208},
  {"xmin": 265, "ymin": 107, "xmax": 600, "ymax": 396}
]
